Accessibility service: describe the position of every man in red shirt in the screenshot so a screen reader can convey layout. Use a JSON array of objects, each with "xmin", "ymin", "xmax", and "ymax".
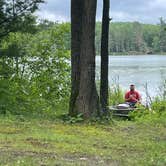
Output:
[{"xmin": 125, "ymin": 84, "xmax": 141, "ymax": 107}]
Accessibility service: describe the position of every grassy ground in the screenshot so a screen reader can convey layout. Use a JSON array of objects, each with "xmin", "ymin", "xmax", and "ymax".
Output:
[{"xmin": 0, "ymin": 115, "xmax": 165, "ymax": 166}]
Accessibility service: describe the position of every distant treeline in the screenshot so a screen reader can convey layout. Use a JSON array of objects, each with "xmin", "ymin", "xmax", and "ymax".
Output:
[
  {"xmin": 96, "ymin": 18, "xmax": 166, "ymax": 54},
  {"xmin": 38, "ymin": 18, "xmax": 166, "ymax": 55}
]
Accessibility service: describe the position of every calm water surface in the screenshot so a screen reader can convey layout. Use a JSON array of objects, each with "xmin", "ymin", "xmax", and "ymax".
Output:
[{"xmin": 96, "ymin": 55, "xmax": 166, "ymax": 100}]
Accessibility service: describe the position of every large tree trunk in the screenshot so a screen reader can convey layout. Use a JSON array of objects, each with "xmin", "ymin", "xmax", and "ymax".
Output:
[
  {"xmin": 69, "ymin": 0, "xmax": 83, "ymax": 116},
  {"xmin": 70, "ymin": 0, "xmax": 100, "ymax": 118},
  {"xmin": 100, "ymin": 0, "xmax": 110, "ymax": 112}
]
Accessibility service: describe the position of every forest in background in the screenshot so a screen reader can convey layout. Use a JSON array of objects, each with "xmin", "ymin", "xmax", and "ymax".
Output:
[
  {"xmin": 39, "ymin": 19, "xmax": 166, "ymax": 55},
  {"xmin": 96, "ymin": 19, "xmax": 166, "ymax": 54}
]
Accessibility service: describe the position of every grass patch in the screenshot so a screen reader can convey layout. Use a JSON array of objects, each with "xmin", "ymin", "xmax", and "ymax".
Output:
[{"xmin": 0, "ymin": 115, "xmax": 165, "ymax": 165}]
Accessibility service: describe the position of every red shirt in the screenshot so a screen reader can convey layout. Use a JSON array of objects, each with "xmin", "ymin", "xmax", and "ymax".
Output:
[{"xmin": 125, "ymin": 90, "xmax": 141, "ymax": 102}]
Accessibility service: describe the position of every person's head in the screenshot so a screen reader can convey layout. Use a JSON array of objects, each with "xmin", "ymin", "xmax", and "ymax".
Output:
[{"xmin": 130, "ymin": 84, "xmax": 135, "ymax": 91}]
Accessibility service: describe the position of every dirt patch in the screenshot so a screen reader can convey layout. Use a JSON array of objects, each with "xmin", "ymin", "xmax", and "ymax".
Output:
[
  {"xmin": 121, "ymin": 126, "xmax": 135, "ymax": 131},
  {"xmin": 152, "ymin": 136, "xmax": 166, "ymax": 142},
  {"xmin": 0, "ymin": 149, "xmax": 57, "ymax": 158},
  {"xmin": 101, "ymin": 126, "xmax": 114, "ymax": 132},
  {"xmin": 25, "ymin": 137, "xmax": 53, "ymax": 148},
  {"xmin": 0, "ymin": 149, "xmax": 119, "ymax": 166}
]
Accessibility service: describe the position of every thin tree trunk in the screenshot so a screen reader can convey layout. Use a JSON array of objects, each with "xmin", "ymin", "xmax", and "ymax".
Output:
[
  {"xmin": 69, "ymin": 0, "xmax": 83, "ymax": 116},
  {"xmin": 100, "ymin": 0, "xmax": 110, "ymax": 112}
]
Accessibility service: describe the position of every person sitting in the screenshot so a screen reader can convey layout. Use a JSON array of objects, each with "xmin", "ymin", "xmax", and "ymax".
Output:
[{"xmin": 125, "ymin": 84, "xmax": 141, "ymax": 107}]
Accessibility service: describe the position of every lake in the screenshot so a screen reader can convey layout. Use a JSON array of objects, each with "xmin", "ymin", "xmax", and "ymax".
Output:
[{"xmin": 96, "ymin": 55, "xmax": 166, "ymax": 100}]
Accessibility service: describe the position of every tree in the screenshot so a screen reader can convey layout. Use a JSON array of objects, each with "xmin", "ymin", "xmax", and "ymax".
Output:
[
  {"xmin": 69, "ymin": 0, "xmax": 83, "ymax": 116},
  {"xmin": 152, "ymin": 36, "xmax": 160, "ymax": 52},
  {"xmin": 0, "ymin": 0, "xmax": 44, "ymax": 38},
  {"xmin": 100, "ymin": 0, "xmax": 110, "ymax": 112},
  {"xmin": 159, "ymin": 17, "xmax": 166, "ymax": 52},
  {"xmin": 69, "ymin": 0, "xmax": 100, "ymax": 118}
]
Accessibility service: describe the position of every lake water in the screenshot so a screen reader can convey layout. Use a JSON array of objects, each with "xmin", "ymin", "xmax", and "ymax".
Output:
[{"xmin": 96, "ymin": 55, "xmax": 166, "ymax": 100}]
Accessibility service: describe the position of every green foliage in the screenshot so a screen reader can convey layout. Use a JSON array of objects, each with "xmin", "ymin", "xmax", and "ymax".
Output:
[
  {"xmin": 129, "ymin": 105, "xmax": 149, "ymax": 121},
  {"xmin": 0, "ymin": 23, "xmax": 71, "ymax": 116},
  {"xmin": 0, "ymin": 79, "xmax": 14, "ymax": 114},
  {"xmin": 1, "ymin": 32, "xmax": 31, "ymax": 58},
  {"xmin": 28, "ymin": 24, "xmax": 70, "ymax": 109},
  {"xmin": 108, "ymin": 85, "xmax": 124, "ymax": 105},
  {"xmin": 62, "ymin": 113, "xmax": 84, "ymax": 124},
  {"xmin": 0, "ymin": 0, "xmax": 44, "ymax": 39},
  {"xmin": 152, "ymin": 100, "xmax": 166, "ymax": 113},
  {"xmin": 159, "ymin": 17, "xmax": 166, "ymax": 52},
  {"xmin": 129, "ymin": 99, "xmax": 166, "ymax": 124},
  {"xmin": 95, "ymin": 21, "xmax": 165, "ymax": 54},
  {"xmin": 152, "ymin": 36, "xmax": 160, "ymax": 52},
  {"xmin": 36, "ymin": 20, "xmax": 166, "ymax": 55}
]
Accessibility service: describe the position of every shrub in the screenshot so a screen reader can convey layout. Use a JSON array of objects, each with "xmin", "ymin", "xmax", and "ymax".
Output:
[{"xmin": 0, "ymin": 23, "xmax": 71, "ymax": 116}]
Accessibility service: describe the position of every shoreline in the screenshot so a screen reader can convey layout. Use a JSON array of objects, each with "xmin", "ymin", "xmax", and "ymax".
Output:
[{"xmin": 96, "ymin": 52, "xmax": 166, "ymax": 56}]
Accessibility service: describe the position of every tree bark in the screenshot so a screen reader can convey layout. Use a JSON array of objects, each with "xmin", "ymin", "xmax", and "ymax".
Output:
[
  {"xmin": 70, "ymin": 0, "xmax": 100, "ymax": 118},
  {"xmin": 69, "ymin": 0, "xmax": 83, "ymax": 116},
  {"xmin": 100, "ymin": 0, "xmax": 110, "ymax": 112}
]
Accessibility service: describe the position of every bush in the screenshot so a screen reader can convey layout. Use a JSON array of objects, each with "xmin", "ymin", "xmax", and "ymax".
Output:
[
  {"xmin": 129, "ymin": 104, "xmax": 149, "ymax": 121},
  {"xmin": 152, "ymin": 100, "xmax": 166, "ymax": 113},
  {"xmin": 129, "ymin": 100, "xmax": 166, "ymax": 124},
  {"xmin": 0, "ymin": 23, "xmax": 71, "ymax": 116}
]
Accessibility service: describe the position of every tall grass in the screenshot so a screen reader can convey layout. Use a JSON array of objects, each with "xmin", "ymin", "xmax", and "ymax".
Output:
[
  {"xmin": 108, "ymin": 85, "xmax": 124, "ymax": 105},
  {"xmin": 108, "ymin": 76, "xmax": 124, "ymax": 106},
  {"xmin": 152, "ymin": 79, "xmax": 166, "ymax": 113}
]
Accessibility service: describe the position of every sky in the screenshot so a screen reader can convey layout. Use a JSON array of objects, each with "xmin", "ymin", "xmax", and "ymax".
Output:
[{"xmin": 37, "ymin": 0, "xmax": 166, "ymax": 24}]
